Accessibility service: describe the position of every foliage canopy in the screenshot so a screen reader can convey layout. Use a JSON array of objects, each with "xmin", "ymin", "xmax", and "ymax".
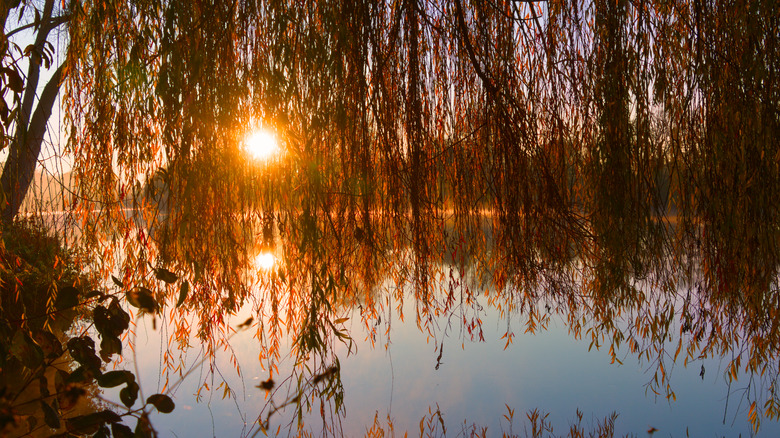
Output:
[{"xmin": 2, "ymin": 0, "xmax": 780, "ymax": 434}]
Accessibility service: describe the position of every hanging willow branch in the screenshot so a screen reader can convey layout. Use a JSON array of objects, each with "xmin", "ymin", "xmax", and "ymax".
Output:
[{"xmin": 53, "ymin": 0, "xmax": 780, "ymax": 428}]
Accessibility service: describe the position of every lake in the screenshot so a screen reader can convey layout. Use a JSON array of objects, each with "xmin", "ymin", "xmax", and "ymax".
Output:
[
  {"xmin": 87, "ymin": 218, "xmax": 780, "ymax": 438},
  {"xmin": 12, "ymin": 206, "xmax": 780, "ymax": 437}
]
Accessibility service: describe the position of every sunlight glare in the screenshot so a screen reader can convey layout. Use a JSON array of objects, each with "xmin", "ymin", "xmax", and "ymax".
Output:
[
  {"xmin": 255, "ymin": 252, "xmax": 275, "ymax": 271},
  {"xmin": 245, "ymin": 129, "xmax": 279, "ymax": 160}
]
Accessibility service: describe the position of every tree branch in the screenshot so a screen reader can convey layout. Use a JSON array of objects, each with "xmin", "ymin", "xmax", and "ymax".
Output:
[
  {"xmin": 1, "ymin": 61, "xmax": 65, "ymax": 223},
  {"xmin": 5, "ymin": 13, "xmax": 70, "ymax": 39},
  {"xmin": 17, "ymin": 0, "xmax": 56, "ymax": 135},
  {"xmin": 453, "ymin": 0, "xmax": 498, "ymax": 95}
]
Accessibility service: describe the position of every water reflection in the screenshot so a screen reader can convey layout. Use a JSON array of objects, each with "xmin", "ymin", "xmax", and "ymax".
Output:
[
  {"xmin": 113, "ymin": 256, "xmax": 780, "ymax": 437},
  {"xmin": 59, "ymin": 203, "xmax": 769, "ymax": 437}
]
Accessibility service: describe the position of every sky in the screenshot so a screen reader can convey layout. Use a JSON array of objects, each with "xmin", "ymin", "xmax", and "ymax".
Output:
[
  {"xmin": 105, "ymin": 267, "xmax": 780, "ymax": 437},
  {"xmin": 1, "ymin": 8, "xmax": 72, "ymax": 175}
]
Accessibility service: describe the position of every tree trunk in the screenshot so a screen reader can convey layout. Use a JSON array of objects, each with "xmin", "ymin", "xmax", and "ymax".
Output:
[
  {"xmin": 0, "ymin": 0, "xmax": 66, "ymax": 224},
  {"xmin": 1, "ymin": 63, "xmax": 64, "ymax": 223}
]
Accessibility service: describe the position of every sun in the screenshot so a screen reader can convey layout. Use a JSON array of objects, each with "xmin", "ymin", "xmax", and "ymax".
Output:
[
  {"xmin": 245, "ymin": 129, "xmax": 279, "ymax": 160},
  {"xmin": 254, "ymin": 251, "xmax": 275, "ymax": 271}
]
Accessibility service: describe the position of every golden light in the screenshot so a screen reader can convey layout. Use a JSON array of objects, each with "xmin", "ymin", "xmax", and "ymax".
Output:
[
  {"xmin": 254, "ymin": 252, "xmax": 276, "ymax": 271},
  {"xmin": 244, "ymin": 129, "xmax": 279, "ymax": 161}
]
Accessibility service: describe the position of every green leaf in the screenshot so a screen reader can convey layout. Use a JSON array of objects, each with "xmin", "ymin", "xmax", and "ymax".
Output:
[
  {"xmin": 146, "ymin": 394, "xmax": 175, "ymax": 413},
  {"xmin": 65, "ymin": 417, "xmax": 102, "ymax": 435},
  {"xmin": 176, "ymin": 280, "xmax": 189, "ymax": 308},
  {"xmin": 11, "ymin": 329, "xmax": 44, "ymax": 369},
  {"xmin": 41, "ymin": 400, "xmax": 60, "ymax": 429},
  {"xmin": 97, "ymin": 370, "xmax": 134, "ymax": 389},
  {"xmin": 154, "ymin": 267, "xmax": 178, "ymax": 284},
  {"xmin": 3, "ymin": 106, "xmax": 17, "ymax": 129},
  {"xmin": 127, "ymin": 287, "xmax": 158, "ymax": 313}
]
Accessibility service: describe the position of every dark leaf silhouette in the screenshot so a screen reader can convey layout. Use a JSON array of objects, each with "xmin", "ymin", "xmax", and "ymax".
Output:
[
  {"xmin": 57, "ymin": 383, "xmax": 86, "ymax": 411},
  {"xmin": 99, "ymin": 336, "xmax": 122, "ymax": 362},
  {"xmin": 127, "ymin": 287, "xmax": 158, "ymax": 313},
  {"xmin": 40, "ymin": 400, "xmax": 59, "ymax": 429},
  {"xmin": 95, "ymin": 425, "xmax": 110, "ymax": 438},
  {"xmin": 2, "ymin": 0, "xmax": 780, "ymax": 434},
  {"xmin": 32, "ymin": 329, "xmax": 62, "ymax": 359},
  {"xmin": 134, "ymin": 412, "xmax": 153, "ymax": 438},
  {"xmin": 154, "ymin": 267, "xmax": 178, "ymax": 284},
  {"xmin": 67, "ymin": 336, "xmax": 101, "ymax": 373},
  {"xmin": 97, "ymin": 370, "xmax": 134, "ymax": 389},
  {"xmin": 5, "ymin": 68, "xmax": 23, "ymax": 93},
  {"xmin": 146, "ymin": 394, "xmax": 175, "ymax": 413},
  {"xmin": 176, "ymin": 280, "xmax": 189, "ymax": 308},
  {"xmin": 54, "ymin": 285, "xmax": 80, "ymax": 311},
  {"xmin": 120, "ymin": 381, "xmax": 139, "ymax": 408},
  {"xmin": 111, "ymin": 422, "xmax": 134, "ymax": 438},
  {"xmin": 111, "ymin": 275, "xmax": 124, "ymax": 288},
  {"xmin": 10, "ymin": 329, "xmax": 43, "ymax": 369},
  {"xmin": 237, "ymin": 317, "xmax": 253, "ymax": 329},
  {"xmin": 65, "ymin": 410, "xmax": 122, "ymax": 435},
  {"xmin": 94, "ymin": 299, "xmax": 130, "ymax": 338},
  {"xmin": 257, "ymin": 378, "xmax": 275, "ymax": 391}
]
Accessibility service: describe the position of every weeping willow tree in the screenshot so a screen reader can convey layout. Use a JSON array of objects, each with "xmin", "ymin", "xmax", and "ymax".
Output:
[{"xmin": 4, "ymin": 0, "xmax": 778, "ymax": 432}]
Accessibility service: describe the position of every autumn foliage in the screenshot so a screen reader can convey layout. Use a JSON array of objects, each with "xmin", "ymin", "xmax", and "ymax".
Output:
[{"xmin": 1, "ymin": 0, "xmax": 779, "ymax": 434}]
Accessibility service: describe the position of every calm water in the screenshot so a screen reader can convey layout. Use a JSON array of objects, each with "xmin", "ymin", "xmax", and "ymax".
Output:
[
  {"xmin": 22, "ymin": 210, "xmax": 780, "ymax": 436},
  {"xmin": 99, "ymin": 263, "xmax": 780, "ymax": 437}
]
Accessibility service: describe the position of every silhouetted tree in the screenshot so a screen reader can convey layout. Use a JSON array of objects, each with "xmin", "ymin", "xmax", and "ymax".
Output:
[
  {"xmin": 1, "ymin": 0, "xmax": 68, "ymax": 223},
  {"xmin": 2, "ymin": 1, "xmax": 780, "ymax": 430}
]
